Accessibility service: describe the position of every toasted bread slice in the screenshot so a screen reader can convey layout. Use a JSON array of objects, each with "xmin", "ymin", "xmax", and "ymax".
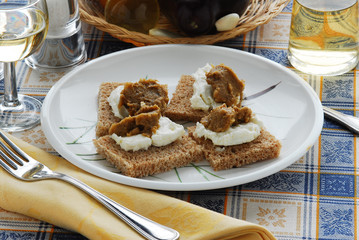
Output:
[
  {"xmin": 164, "ymin": 75, "xmax": 209, "ymax": 122},
  {"xmin": 93, "ymin": 135, "xmax": 204, "ymax": 178},
  {"xmin": 188, "ymin": 126, "xmax": 281, "ymax": 171},
  {"xmin": 96, "ymin": 82, "xmax": 124, "ymax": 138}
]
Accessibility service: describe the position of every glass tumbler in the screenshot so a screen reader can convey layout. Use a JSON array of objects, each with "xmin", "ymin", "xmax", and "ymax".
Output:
[
  {"xmin": 288, "ymin": 0, "xmax": 359, "ymax": 76},
  {"xmin": 25, "ymin": 0, "xmax": 87, "ymax": 70}
]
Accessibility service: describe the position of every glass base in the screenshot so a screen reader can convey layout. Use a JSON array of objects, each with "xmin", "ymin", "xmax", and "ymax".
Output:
[
  {"xmin": 25, "ymin": 51, "xmax": 87, "ymax": 72},
  {"xmin": 288, "ymin": 52, "xmax": 359, "ymax": 76},
  {"xmin": 0, "ymin": 94, "xmax": 42, "ymax": 132}
]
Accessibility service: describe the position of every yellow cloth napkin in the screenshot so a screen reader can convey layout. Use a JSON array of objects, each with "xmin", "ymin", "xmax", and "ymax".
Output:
[{"xmin": 0, "ymin": 134, "xmax": 276, "ymax": 240}]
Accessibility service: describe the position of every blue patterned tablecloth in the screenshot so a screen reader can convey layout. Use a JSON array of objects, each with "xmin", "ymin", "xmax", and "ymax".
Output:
[{"xmin": 1, "ymin": 1, "xmax": 358, "ymax": 239}]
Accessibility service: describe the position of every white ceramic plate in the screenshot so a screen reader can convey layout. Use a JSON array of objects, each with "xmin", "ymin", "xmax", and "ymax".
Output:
[{"xmin": 41, "ymin": 44, "xmax": 323, "ymax": 191}]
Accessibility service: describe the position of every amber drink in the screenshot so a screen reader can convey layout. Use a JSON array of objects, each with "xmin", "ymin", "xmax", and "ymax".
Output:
[{"xmin": 288, "ymin": 0, "xmax": 359, "ymax": 76}]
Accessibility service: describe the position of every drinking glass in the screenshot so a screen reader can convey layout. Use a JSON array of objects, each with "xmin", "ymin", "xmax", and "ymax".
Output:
[
  {"xmin": 288, "ymin": 0, "xmax": 359, "ymax": 76},
  {"xmin": 0, "ymin": 0, "xmax": 48, "ymax": 132},
  {"xmin": 25, "ymin": 0, "xmax": 87, "ymax": 70}
]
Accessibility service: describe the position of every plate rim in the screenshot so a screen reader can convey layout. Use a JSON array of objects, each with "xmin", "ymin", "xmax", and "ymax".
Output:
[{"xmin": 41, "ymin": 44, "xmax": 324, "ymax": 191}]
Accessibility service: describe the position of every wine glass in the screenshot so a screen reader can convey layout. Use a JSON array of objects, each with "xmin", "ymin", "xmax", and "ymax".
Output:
[{"xmin": 0, "ymin": 0, "xmax": 48, "ymax": 132}]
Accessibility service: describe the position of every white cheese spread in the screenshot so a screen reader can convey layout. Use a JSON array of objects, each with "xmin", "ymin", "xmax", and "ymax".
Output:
[
  {"xmin": 111, "ymin": 116, "xmax": 185, "ymax": 151},
  {"xmin": 190, "ymin": 64, "xmax": 241, "ymax": 110},
  {"xmin": 107, "ymin": 85, "xmax": 129, "ymax": 119},
  {"xmin": 190, "ymin": 64, "xmax": 219, "ymax": 111},
  {"xmin": 152, "ymin": 117, "xmax": 185, "ymax": 147},
  {"xmin": 111, "ymin": 134, "xmax": 152, "ymax": 151},
  {"xmin": 194, "ymin": 116, "xmax": 263, "ymax": 146}
]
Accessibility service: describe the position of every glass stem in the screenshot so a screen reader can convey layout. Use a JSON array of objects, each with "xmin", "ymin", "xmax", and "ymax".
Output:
[{"xmin": 3, "ymin": 62, "xmax": 20, "ymax": 107}]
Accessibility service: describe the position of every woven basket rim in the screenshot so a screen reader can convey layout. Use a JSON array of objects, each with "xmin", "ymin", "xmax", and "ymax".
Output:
[{"xmin": 79, "ymin": 0, "xmax": 290, "ymax": 46}]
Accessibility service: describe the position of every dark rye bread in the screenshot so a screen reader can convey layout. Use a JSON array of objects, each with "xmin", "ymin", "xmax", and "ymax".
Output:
[
  {"xmin": 188, "ymin": 126, "xmax": 281, "ymax": 171},
  {"xmin": 93, "ymin": 135, "xmax": 204, "ymax": 178},
  {"xmin": 96, "ymin": 82, "xmax": 124, "ymax": 138},
  {"xmin": 164, "ymin": 75, "xmax": 208, "ymax": 122}
]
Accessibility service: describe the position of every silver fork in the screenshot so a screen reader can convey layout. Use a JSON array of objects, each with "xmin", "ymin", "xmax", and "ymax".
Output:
[{"xmin": 0, "ymin": 131, "xmax": 179, "ymax": 240}]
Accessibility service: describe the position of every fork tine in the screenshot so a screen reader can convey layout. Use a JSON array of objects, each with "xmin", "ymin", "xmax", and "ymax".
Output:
[
  {"xmin": 0, "ymin": 148, "xmax": 18, "ymax": 169},
  {"xmin": 0, "ymin": 131, "xmax": 30, "ymax": 164},
  {"xmin": 0, "ymin": 141, "xmax": 24, "ymax": 167}
]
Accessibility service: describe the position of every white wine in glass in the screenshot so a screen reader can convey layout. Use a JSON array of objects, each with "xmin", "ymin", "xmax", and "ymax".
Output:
[{"xmin": 0, "ymin": 0, "xmax": 48, "ymax": 132}]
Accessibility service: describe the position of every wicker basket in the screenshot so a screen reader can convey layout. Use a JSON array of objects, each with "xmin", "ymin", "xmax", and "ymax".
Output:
[{"xmin": 79, "ymin": 0, "xmax": 290, "ymax": 46}]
